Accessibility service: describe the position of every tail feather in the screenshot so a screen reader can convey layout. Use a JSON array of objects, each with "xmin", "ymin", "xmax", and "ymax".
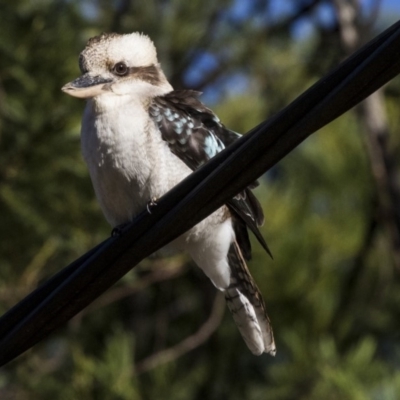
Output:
[{"xmin": 225, "ymin": 241, "xmax": 275, "ymax": 356}]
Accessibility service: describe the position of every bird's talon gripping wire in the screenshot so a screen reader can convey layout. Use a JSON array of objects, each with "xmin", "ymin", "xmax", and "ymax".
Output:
[
  {"xmin": 111, "ymin": 223, "xmax": 128, "ymax": 237},
  {"xmin": 146, "ymin": 197, "xmax": 158, "ymax": 214}
]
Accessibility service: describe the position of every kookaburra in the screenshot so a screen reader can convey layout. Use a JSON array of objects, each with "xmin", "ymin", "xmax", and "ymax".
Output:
[{"xmin": 62, "ymin": 32, "xmax": 275, "ymax": 356}]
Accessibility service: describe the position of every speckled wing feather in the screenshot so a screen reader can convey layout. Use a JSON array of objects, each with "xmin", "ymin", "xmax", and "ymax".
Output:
[
  {"xmin": 149, "ymin": 90, "xmax": 271, "ymax": 258},
  {"xmin": 149, "ymin": 90, "xmax": 238, "ymax": 169}
]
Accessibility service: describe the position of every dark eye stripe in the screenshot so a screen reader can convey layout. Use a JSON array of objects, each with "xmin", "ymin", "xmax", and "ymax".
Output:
[{"xmin": 130, "ymin": 65, "xmax": 161, "ymax": 85}]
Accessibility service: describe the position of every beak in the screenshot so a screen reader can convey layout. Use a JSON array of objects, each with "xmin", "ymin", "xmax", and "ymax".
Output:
[{"xmin": 62, "ymin": 73, "xmax": 113, "ymax": 98}]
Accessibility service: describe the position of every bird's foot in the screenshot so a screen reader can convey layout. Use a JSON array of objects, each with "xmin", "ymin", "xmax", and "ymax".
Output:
[
  {"xmin": 146, "ymin": 197, "xmax": 158, "ymax": 214},
  {"xmin": 111, "ymin": 223, "xmax": 129, "ymax": 237}
]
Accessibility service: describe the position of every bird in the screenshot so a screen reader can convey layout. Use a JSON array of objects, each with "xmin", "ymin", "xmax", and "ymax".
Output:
[{"xmin": 62, "ymin": 32, "xmax": 275, "ymax": 356}]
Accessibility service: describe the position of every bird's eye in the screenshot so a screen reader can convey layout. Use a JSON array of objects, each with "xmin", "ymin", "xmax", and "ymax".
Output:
[{"xmin": 113, "ymin": 62, "xmax": 128, "ymax": 76}]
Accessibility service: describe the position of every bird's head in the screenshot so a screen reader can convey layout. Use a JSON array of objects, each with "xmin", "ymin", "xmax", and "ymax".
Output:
[{"xmin": 62, "ymin": 32, "xmax": 172, "ymax": 99}]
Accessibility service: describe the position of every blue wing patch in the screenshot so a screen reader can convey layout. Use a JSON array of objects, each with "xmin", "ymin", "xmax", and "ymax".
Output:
[{"xmin": 149, "ymin": 91, "xmax": 235, "ymax": 169}]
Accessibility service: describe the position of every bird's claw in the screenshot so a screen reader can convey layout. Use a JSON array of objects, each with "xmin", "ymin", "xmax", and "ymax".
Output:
[
  {"xmin": 146, "ymin": 197, "xmax": 158, "ymax": 214},
  {"xmin": 111, "ymin": 223, "xmax": 128, "ymax": 237}
]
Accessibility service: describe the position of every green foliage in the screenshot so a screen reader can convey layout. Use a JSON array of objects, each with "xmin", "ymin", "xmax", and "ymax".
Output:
[{"xmin": 1, "ymin": 0, "xmax": 400, "ymax": 399}]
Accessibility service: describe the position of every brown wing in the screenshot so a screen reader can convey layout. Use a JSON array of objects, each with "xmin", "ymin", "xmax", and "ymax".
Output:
[{"xmin": 149, "ymin": 90, "xmax": 271, "ymax": 259}]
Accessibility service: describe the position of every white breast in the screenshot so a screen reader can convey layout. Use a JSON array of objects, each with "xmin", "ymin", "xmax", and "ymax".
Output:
[{"xmin": 81, "ymin": 93, "xmax": 192, "ymax": 227}]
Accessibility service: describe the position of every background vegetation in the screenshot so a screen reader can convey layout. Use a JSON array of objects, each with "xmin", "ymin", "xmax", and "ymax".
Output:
[{"xmin": 1, "ymin": 0, "xmax": 400, "ymax": 398}]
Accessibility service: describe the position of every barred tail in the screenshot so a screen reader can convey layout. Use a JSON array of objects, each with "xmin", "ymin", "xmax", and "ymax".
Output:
[{"xmin": 225, "ymin": 241, "xmax": 275, "ymax": 356}]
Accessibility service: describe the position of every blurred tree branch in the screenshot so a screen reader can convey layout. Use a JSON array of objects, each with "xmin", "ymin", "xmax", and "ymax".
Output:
[
  {"xmin": 333, "ymin": 0, "xmax": 400, "ymax": 271},
  {"xmin": 179, "ymin": 0, "xmax": 324, "ymax": 92},
  {"xmin": 134, "ymin": 292, "xmax": 225, "ymax": 374},
  {"xmin": 69, "ymin": 258, "xmax": 187, "ymax": 329}
]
